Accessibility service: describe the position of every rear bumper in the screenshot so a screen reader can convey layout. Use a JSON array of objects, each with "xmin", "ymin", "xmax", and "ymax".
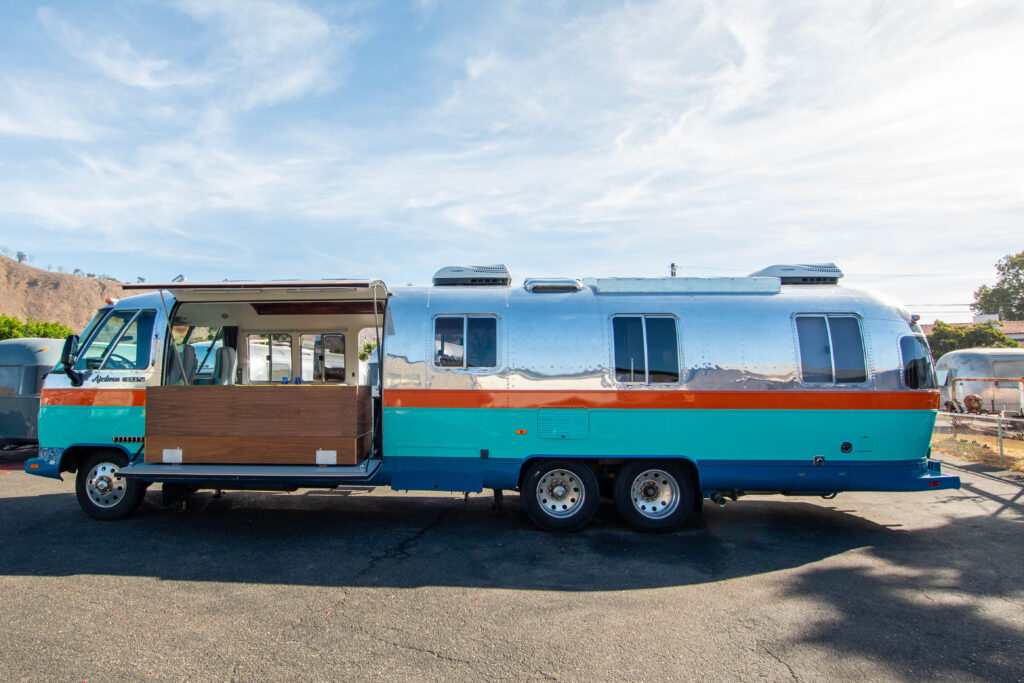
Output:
[{"xmin": 847, "ymin": 458, "xmax": 960, "ymax": 491}]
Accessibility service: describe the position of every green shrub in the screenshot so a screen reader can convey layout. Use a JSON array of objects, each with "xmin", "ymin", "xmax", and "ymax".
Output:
[{"xmin": 0, "ymin": 314, "xmax": 74, "ymax": 341}]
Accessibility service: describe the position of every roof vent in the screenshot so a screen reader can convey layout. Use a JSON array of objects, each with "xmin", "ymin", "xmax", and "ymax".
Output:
[
  {"xmin": 748, "ymin": 263, "xmax": 843, "ymax": 285},
  {"xmin": 433, "ymin": 264, "xmax": 511, "ymax": 287},
  {"xmin": 524, "ymin": 278, "xmax": 583, "ymax": 293}
]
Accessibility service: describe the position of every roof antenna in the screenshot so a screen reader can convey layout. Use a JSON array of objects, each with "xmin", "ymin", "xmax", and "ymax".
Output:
[{"xmin": 669, "ymin": 263, "xmax": 677, "ymax": 277}]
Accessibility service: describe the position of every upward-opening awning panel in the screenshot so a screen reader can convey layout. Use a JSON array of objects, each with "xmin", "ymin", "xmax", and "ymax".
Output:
[{"xmin": 122, "ymin": 280, "xmax": 389, "ymax": 303}]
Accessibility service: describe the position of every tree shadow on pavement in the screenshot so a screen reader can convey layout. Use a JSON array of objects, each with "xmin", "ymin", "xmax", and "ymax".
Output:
[{"xmin": 784, "ymin": 502, "xmax": 1024, "ymax": 679}]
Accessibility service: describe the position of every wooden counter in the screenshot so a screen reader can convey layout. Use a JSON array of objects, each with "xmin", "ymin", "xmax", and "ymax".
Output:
[{"xmin": 145, "ymin": 385, "xmax": 372, "ymax": 465}]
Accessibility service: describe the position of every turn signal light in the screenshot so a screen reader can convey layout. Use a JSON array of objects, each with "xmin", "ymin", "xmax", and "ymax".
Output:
[
  {"xmin": 515, "ymin": 429, "xmax": 527, "ymax": 435},
  {"xmin": 30, "ymin": 464, "xmax": 39, "ymax": 469}
]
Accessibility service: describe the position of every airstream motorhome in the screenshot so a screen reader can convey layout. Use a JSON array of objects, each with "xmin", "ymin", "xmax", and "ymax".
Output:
[
  {"xmin": 0, "ymin": 338, "xmax": 62, "ymax": 449},
  {"xmin": 25, "ymin": 264, "xmax": 959, "ymax": 532},
  {"xmin": 935, "ymin": 347, "xmax": 1024, "ymax": 415}
]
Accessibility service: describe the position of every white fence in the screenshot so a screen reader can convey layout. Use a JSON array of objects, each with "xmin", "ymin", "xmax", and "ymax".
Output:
[{"xmin": 932, "ymin": 413, "xmax": 1024, "ymax": 470}]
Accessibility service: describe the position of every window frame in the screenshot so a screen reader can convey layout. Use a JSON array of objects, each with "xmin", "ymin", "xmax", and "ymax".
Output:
[
  {"xmin": 794, "ymin": 313, "xmax": 868, "ymax": 386},
  {"xmin": 430, "ymin": 314, "xmax": 500, "ymax": 373},
  {"xmin": 610, "ymin": 314, "xmax": 681, "ymax": 386}
]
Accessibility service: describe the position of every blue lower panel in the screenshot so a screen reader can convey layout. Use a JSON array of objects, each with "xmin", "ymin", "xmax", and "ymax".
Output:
[
  {"xmin": 699, "ymin": 458, "xmax": 959, "ymax": 493},
  {"xmin": 389, "ymin": 455, "xmax": 959, "ymax": 495}
]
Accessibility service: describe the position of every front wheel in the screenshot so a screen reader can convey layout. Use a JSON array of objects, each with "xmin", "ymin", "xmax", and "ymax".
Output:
[
  {"xmin": 521, "ymin": 460, "xmax": 599, "ymax": 532},
  {"xmin": 75, "ymin": 452, "xmax": 146, "ymax": 520},
  {"xmin": 614, "ymin": 461, "xmax": 695, "ymax": 532}
]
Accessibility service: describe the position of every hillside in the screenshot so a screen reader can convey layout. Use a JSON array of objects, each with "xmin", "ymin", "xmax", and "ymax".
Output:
[{"xmin": 0, "ymin": 256, "xmax": 147, "ymax": 333}]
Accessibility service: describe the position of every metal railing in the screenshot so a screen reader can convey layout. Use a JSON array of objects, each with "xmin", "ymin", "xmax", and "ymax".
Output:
[{"xmin": 932, "ymin": 412, "xmax": 1024, "ymax": 470}]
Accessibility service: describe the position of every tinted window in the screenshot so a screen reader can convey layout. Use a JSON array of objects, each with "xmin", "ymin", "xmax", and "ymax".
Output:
[
  {"xmin": 829, "ymin": 317, "xmax": 866, "ymax": 383},
  {"xmin": 614, "ymin": 316, "xmax": 678, "ymax": 383},
  {"xmin": 796, "ymin": 317, "xmax": 833, "ymax": 383},
  {"xmin": 613, "ymin": 317, "xmax": 646, "ymax": 382},
  {"xmin": 0, "ymin": 366, "xmax": 19, "ymax": 395},
  {"xmin": 434, "ymin": 317, "xmax": 465, "ymax": 368},
  {"xmin": 466, "ymin": 318, "xmax": 497, "ymax": 368},
  {"xmin": 796, "ymin": 315, "xmax": 866, "ymax": 384},
  {"xmin": 901, "ymin": 336, "xmax": 935, "ymax": 389},
  {"xmin": 646, "ymin": 317, "xmax": 680, "ymax": 383},
  {"xmin": 434, "ymin": 317, "xmax": 497, "ymax": 370}
]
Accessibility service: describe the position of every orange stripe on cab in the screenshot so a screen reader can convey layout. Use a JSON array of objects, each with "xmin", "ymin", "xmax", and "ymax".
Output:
[
  {"xmin": 40, "ymin": 388, "xmax": 147, "ymax": 407},
  {"xmin": 383, "ymin": 389, "xmax": 940, "ymax": 411}
]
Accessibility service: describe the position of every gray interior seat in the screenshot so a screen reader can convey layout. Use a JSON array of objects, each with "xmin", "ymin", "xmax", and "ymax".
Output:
[
  {"xmin": 167, "ymin": 345, "xmax": 198, "ymax": 386},
  {"xmin": 212, "ymin": 347, "xmax": 237, "ymax": 385}
]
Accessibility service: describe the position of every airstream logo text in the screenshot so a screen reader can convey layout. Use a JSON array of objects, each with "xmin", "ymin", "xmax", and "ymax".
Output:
[{"xmin": 91, "ymin": 375, "xmax": 145, "ymax": 384}]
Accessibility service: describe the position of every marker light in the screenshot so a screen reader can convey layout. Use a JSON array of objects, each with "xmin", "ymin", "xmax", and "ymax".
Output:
[
  {"xmin": 929, "ymin": 481, "xmax": 940, "ymax": 486},
  {"xmin": 515, "ymin": 429, "xmax": 527, "ymax": 435}
]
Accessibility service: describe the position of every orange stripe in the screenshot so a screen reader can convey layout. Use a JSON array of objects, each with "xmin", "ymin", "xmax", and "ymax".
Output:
[
  {"xmin": 383, "ymin": 389, "xmax": 940, "ymax": 411},
  {"xmin": 40, "ymin": 388, "xmax": 147, "ymax": 407}
]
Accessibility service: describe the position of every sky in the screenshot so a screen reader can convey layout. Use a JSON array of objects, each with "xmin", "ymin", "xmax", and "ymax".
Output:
[{"xmin": 1, "ymin": 0, "xmax": 1022, "ymax": 323}]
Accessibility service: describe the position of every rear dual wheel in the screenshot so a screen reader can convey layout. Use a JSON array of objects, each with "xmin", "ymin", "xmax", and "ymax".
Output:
[{"xmin": 614, "ymin": 461, "xmax": 695, "ymax": 532}]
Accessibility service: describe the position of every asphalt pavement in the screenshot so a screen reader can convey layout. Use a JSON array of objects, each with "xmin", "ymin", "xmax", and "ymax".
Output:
[{"xmin": 1, "ymin": 457, "xmax": 1022, "ymax": 681}]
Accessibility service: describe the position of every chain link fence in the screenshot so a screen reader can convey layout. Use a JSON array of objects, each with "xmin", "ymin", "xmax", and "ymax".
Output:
[{"xmin": 932, "ymin": 413, "xmax": 1024, "ymax": 471}]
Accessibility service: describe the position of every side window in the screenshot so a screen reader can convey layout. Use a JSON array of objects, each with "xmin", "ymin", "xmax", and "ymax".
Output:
[
  {"xmin": 796, "ymin": 315, "xmax": 866, "ymax": 384},
  {"xmin": 900, "ymin": 336, "xmax": 936, "ymax": 389},
  {"xmin": 0, "ymin": 366, "xmax": 19, "ymax": 395},
  {"xmin": 433, "ymin": 316, "xmax": 497, "ymax": 370},
  {"xmin": 613, "ymin": 315, "xmax": 679, "ymax": 384},
  {"xmin": 74, "ymin": 310, "xmax": 155, "ymax": 371},
  {"xmin": 300, "ymin": 333, "xmax": 346, "ymax": 383},
  {"xmin": 247, "ymin": 334, "xmax": 293, "ymax": 382}
]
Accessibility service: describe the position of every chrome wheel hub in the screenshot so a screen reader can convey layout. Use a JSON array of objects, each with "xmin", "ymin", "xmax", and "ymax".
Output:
[
  {"xmin": 630, "ymin": 469, "xmax": 681, "ymax": 519},
  {"xmin": 86, "ymin": 462, "xmax": 127, "ymax": 508},
  {"xmin": 536, "ymin": 470, "xmax": 585, "ymax": 519}
]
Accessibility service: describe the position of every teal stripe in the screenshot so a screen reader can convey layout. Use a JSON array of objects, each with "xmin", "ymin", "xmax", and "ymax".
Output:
[{"xmin": 383, "ymin": 407, "xmax": 936, "ymax": 463}]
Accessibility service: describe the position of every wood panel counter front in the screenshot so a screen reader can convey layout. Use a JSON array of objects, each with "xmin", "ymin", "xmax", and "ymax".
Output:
[{"xmin": 145, "ymin": 385, "xmax": 372, "ymax": 465}]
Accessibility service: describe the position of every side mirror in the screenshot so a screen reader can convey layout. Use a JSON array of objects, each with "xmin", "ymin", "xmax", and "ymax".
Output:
[{"xmin": 60, "ymin": 334, "xmax": 85, "ymax": 387}]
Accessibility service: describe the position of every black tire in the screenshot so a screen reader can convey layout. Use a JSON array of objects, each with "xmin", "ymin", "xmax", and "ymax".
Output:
[
  {"xmin": 521, "ymin": 460, "xmax": 599, "ymax": 532},
  {"xmin": 75, "ymin": 451, "xmax": 146, "ymax": 520},
  {"xmin": 614, "ymin": 460, "xmax": 695, "ymax": 532}
]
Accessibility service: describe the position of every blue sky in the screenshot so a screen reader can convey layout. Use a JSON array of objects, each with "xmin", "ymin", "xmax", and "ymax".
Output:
[{"xmin": 1, "ymin": 0, "xmax": 1022, "ymax": 322}]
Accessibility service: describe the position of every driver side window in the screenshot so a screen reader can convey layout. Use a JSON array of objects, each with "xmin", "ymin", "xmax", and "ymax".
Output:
[{"xmin": 74, "ymin": 310, "xmax": 156, "ymax": 371}]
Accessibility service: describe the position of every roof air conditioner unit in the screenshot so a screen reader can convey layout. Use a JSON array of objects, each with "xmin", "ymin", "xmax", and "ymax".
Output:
[
  {"xmin": 433, "ymin": 264, "xmax": 511, "ymax": 287},
  {"xmin": 748, "ymin": 263, "xmax": 843, "ymax": 285}
]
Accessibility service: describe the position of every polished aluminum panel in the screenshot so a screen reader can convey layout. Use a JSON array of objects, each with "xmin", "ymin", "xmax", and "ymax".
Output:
[{"xmin": 383, "ymin": 281, "xmax": 928, "ymax": 395}]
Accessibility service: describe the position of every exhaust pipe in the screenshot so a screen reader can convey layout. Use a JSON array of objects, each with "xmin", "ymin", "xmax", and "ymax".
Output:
[{"xmin": 710, "ymin": 492, "xmax": 727, "ymax": 507}]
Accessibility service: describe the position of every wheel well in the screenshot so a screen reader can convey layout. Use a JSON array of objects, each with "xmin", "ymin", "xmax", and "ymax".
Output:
[{"xmin": 60, "ymin": 445, "xmax": 130, "ymax": 474}]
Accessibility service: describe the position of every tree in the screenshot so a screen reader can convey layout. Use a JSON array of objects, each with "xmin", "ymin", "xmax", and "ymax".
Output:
[
  {"xmin": 973, "ymin": 251, "xmax": 1024, "ymax": 320},
  {"xmin": 0, "ymin": 314, "xmax": 74, "ymax": 341},
  {"xmin": 15, "ymin": 251, "xmax": 27, "ymax": 264},
  {"xmin": 927, "ymin": 320, "xmax": 1018, "ymax": 360}
]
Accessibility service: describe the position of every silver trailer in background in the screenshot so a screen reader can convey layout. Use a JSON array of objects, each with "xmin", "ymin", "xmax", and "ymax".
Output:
[
  {"xmin": 0, "ymin": 338, "xmax": 63, "ymax": 448},
  {"xmin": 935, "ymin": 347, "xmax": 1024, "ymax": 415}
]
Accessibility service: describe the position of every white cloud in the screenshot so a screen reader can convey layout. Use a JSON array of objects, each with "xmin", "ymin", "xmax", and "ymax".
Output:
[
  {"xmin": 38, "ymin": 7, "xmax": 202, "ymax": 90},
  {"xmin": 176, "ymin": 0, "xmax": 360, "ymax": 108},
  {"xmin": 0, "ymin": 77, "xmax": 100, "ymax": 141}
]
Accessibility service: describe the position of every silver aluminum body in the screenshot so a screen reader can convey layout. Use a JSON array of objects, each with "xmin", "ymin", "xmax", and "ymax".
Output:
[
  {"xmin": 0, "ymin": 338, "xmax": 63, "ymax": 444},
  {"xmin": 935, "ymin": 348, "xmax": 1024, "ymax": 413},
  {"xmin": 382, "ymin": 283, "xmax": 925, "ymax": 393}
]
